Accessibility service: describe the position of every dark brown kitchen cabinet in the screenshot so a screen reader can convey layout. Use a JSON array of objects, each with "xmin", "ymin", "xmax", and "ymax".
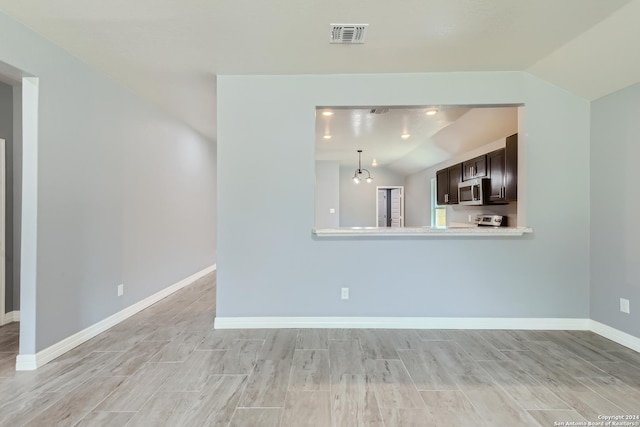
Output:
[
  {"xmin": 487, "ymin": 149, "xmax": 506, "ymax": 203},
  {"xmin": 436, "ymin": 169, "xmax": 448, "ymax": 205},
  {"xmin": 462, "ymin": 155, "xmax": 486, "ymax": 181},
  {"xmin": 487, "ymin": 133, "xmax": 518, "ymax": 203},
  {"xmin": 448, "ymin": 165, "xmax": 462, "ymax": 204},
  {"xmin": 504, "ymin": 133, "xmax": 518, "ymax": 200},
  {"xmin": 436, "ymin": 164, "xmax": 462, "ymax": 205}
]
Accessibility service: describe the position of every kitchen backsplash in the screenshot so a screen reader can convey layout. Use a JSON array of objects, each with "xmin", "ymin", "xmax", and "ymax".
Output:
[{"xmin": 447, "ymin": 203, "xmax": 517, "ymax": 227}]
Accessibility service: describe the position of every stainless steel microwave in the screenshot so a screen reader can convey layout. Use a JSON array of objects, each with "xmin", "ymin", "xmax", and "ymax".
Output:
[{"xmin": 458, "ymin": 178, "xmax": 489, "ymax": 205}]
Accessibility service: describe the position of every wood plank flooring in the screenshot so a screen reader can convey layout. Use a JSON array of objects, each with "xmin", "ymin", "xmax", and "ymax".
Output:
[{"xmin": 1, "ymin": 272, "xmax": 639, "ymax": 426}]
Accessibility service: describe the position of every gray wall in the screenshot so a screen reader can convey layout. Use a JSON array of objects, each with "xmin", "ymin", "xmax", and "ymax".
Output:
[
  {"xmin": 217, "ymin": 72, "xmax": 590, "ymax": 319},
  {"xmin": 339, "ymin": 166, "xmax": 404, "ymax": 227},
  {"xmin": 1, "ymin": 11, "xmax": 216, "ymax": 353},
  {"xmin": 590, "ymin": 82, "xmax": 640, "ymax": 338},
  {"xmin": 404, "ymin": 165, "xmax": 432, "ymax": 227},
  {"xmin": 314, "ymin": 161, "xmax": 339, "ymax": 228}
]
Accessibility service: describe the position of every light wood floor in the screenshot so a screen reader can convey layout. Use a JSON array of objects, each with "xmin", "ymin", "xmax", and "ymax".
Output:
[{"xmin": 1, "ymin": 272, "xmax": 639, "ymax": 426}]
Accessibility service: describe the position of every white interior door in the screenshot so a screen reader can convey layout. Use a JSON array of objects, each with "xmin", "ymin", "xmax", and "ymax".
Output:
[
  {"xmin": 390, "ymin": 188, "xmax": 402, "ymax": 227},
  {"xmin": 377, "ymin": 189, "xmax": 387, "ymax": 227},
  {"xmin": 375, "ymin": 186, "xmax": 404, "ymax": 228}
]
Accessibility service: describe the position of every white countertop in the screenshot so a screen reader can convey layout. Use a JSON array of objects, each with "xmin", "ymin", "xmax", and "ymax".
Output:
[{"xmin": 313, "ymin": 226, "xmax": 533, "ymax": 237}]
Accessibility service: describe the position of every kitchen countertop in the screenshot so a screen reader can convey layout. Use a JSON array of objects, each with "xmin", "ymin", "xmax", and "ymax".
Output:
[{"xmin": 313, "ymin": 226, "xmax": 533, "ymax": 237}]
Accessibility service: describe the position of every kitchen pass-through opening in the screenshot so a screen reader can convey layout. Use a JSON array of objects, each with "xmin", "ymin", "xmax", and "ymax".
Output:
[{"xmin": 314, "ymin": 104, "xmax": 524, "ymax": 230}]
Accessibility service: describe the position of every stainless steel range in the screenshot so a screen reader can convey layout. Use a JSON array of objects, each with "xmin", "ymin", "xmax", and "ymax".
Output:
[{"xmin": 474, "ymin": 214, "xmax": 506, "ymax": 227}]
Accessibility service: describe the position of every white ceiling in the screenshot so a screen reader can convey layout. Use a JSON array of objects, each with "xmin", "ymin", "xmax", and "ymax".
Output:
[
  {"xmin": 315, "ymin": 106, "xmax": 518, "ymax": 175},
  {"xmin": 1, "ymin": 0, "xmax": 639, "ymax": 142}
]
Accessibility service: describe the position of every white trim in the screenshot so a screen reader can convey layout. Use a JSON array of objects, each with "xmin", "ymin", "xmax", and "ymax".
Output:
[
  {"xmin": 215, "ymin": 316, "xmax": 640, "ymax": 353},
  {"xmin": 4, "ymin": 311, "xmax": 20, "ymax": 323},
  {"xmin": 15, "ymin": 354, "xmax": 37, "ymax": 371},
  {"xmin": 16, "ymin": 264, "xmax": 216, "ymax": 371},
  {"xmin": 214, "ymin": 316, "xmax": 589, "ymax": 330},
  {"xmin": 19, "ymin": 77, "xmax": 40, "ymax": 356},
  {"xmin": 589, "ymin": 320, "xmax": 640, "ymax": 353}
]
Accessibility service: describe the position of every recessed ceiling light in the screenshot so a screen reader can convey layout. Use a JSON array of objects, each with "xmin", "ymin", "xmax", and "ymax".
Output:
[
  {"xmin": 425, "ymin": 109, "xmax": 438, "ymax": 116},
  {"xmin": 401, "ymin": 133, "xmax": 411, "ymax": 139},
  {"xmin": 322, "ymin": 111, "xmax": 334, "ymax": 116},
  {"xmin": 323, "ymin": 135, "xmax": 332, "ymax": 139}
]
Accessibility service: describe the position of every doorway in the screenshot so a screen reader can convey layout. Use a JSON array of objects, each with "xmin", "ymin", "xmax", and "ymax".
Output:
[
  {"xmin": 376, "ymin": 186, "xmax": 404, "ymax": 227},
  {"xmin": 0, "ymin": 61, "xmax": 34, "ymax": 363},
  {"xmin": 0, "ymin": 138, "xmax": 4, "ymax": 325},
  {"xmin": 0, "ymin": 74, "xmax": 20, "ymax": 328}
]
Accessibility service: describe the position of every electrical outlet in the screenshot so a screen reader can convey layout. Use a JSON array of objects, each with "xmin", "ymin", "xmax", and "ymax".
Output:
[
  {"xmin": 620, "ymin": 298, "xmax": 630, "ymax": 314},
  {"xmin": 117, "ymin": 284, "xmax": 124, "ymax": 297},
  {"xmin": 330, "ymin": 208, "xmax": 336, "ymax": 214},
  {"xmin": 341, "ymin": 287, "xmax": 349, "ymax": 300}
]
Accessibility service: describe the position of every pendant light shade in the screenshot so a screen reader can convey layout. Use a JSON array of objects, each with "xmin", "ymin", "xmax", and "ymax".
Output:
[{"xmin": 352, "ymin": 150, "xmax": 373, "ymax": 184}]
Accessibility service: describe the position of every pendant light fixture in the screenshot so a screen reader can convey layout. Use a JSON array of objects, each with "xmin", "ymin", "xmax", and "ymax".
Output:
[{"xmin": 352, "ymin": 150, "xmax": 373, "ymax": 184}]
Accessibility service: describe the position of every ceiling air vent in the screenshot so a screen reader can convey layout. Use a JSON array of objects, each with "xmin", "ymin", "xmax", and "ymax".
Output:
[
  {"xmin": 329, "ymin": 24, "xmax": 369, "ymax": 44},
  {"xmin": 370, "ymin": 108, "xmax": 389, "ymax": 114}
]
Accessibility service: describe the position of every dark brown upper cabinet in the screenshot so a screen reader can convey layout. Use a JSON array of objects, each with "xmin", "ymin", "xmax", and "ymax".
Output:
[
  {"xmin": 436, "ymin": 163, "xmax": 462, "ymax": 205},
  {"xmin": 487, "ymin": 133, "xmax": 518, "ymax": 203},
  {"xmin": 487, "ymin": 148, "xmax": 506, "ymax": 203},
  {"xmin": 437, "ymin": 133, "xmax": 517, "ymax": 206},
  {"xmin": 504, "ymin": 133, "xmax": 518, "ymax": 201},
  {"xmin": 462, "ymin": 155, "xmax": 487, "ymax": 181}
]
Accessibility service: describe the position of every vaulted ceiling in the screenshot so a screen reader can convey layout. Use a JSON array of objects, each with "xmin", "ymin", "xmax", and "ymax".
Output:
[
  {"xmin": 1, "ymin": 0, "xmax": 639, "ymax": 144},
  {"xmin": 315, "ymin": 106, "xmax": 518, "ymax": 175}
]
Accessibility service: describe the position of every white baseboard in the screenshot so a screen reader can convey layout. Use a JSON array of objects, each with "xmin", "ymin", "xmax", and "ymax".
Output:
[
  {"xmin": 16, "ymin": 264, "xmax": 216, "ymax": 371},
  {"xmin": 6, "ymin": 311, "xmax": 20, "ymax": 322},
  {"xmin": 1, "ymin": 311, "xmax": 20, "ymax": 324},
  {"xmin": 214, "ymin": 316, "xmax": 590, "ymax": 330},
  {"xmin": 215, "ymin": 316, "xmax": 640, "ymax": 353},
  {"xmin": 589, "ymin": 320, "xmax": 640, "ymax": 353}
]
